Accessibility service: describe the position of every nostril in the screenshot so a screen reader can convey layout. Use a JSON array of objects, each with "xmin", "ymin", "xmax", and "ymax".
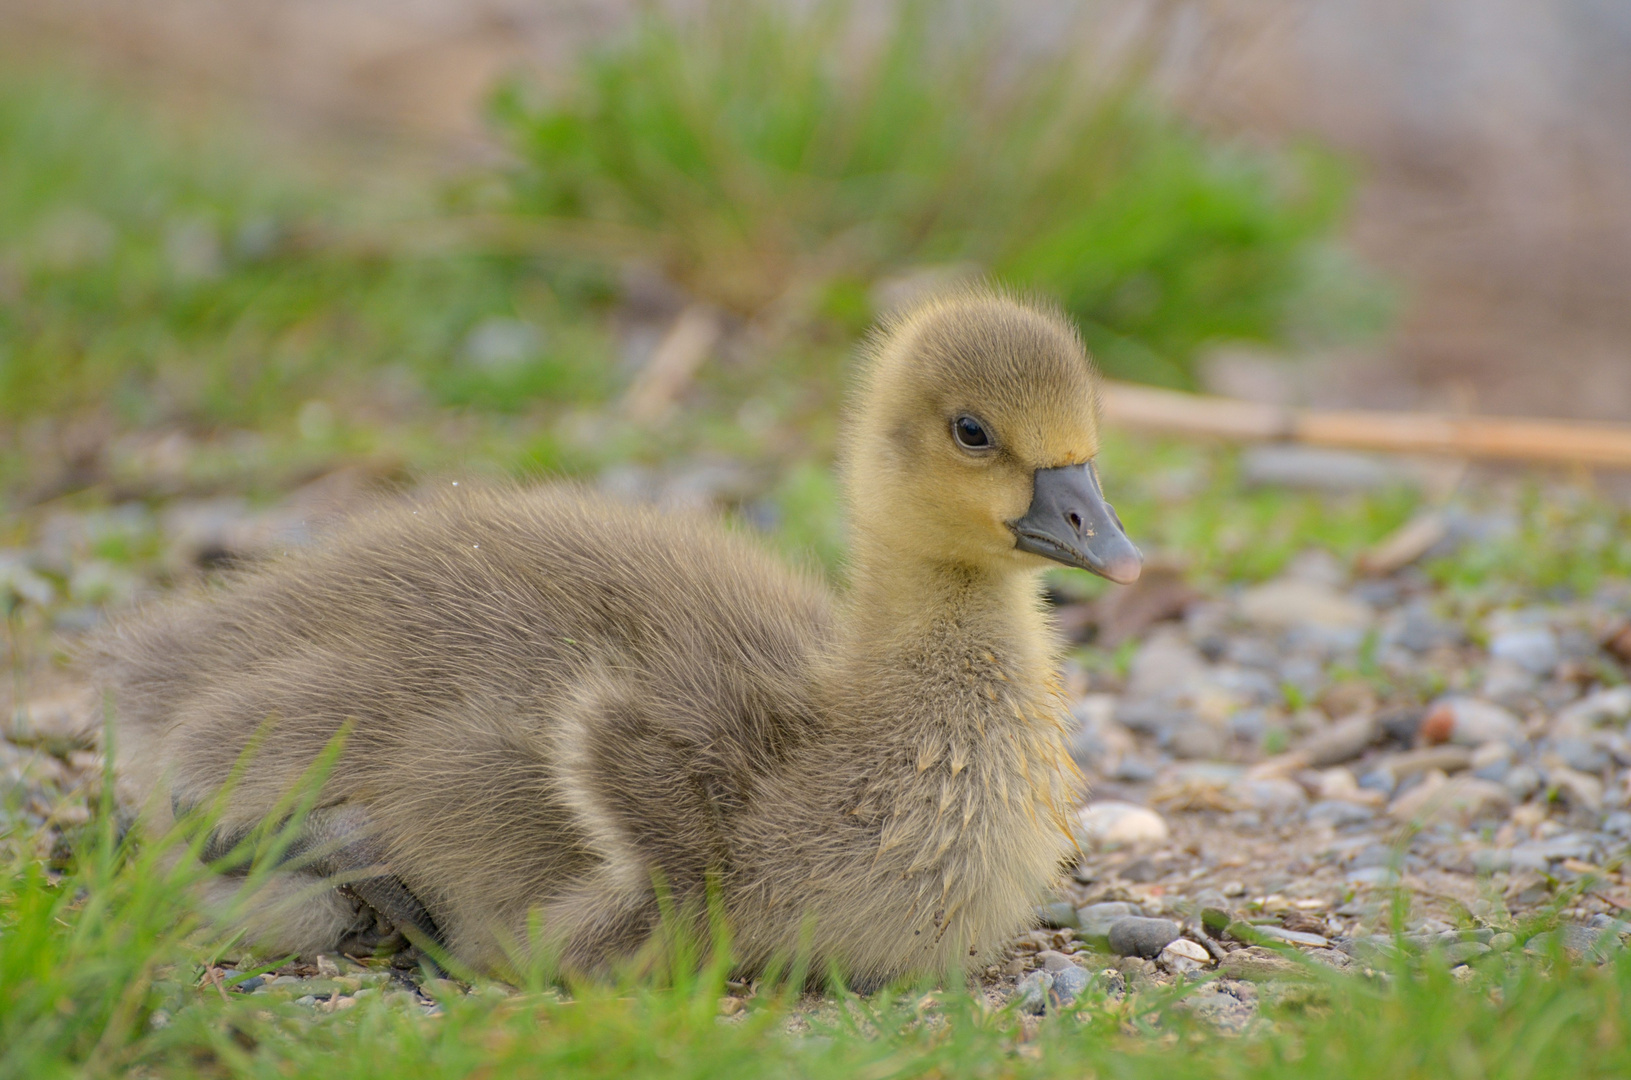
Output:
[{"xmin": 1066, "ymin": 511, "xmax": 1082, "ymax": 532}]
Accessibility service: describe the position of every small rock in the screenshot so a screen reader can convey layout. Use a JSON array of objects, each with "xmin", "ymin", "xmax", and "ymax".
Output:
[
  {"xmin": 1421, "ymin": 698, "xmax": 1522, "ymax": 747},
  {"xmin": 1551, "ymin": 738, "xmax": 1610, "ymax": 774},
  {"xmin": 1238, "ymin": 579, "xmax": 1373, "ymax": 632},
  {"xmin": 1126, "ymin": 630, "xmax": 1209, "ymax": 702},
  {"xmin": 1503, "ymin": 764, "xmax": 1543, "ymax": 801},
  {"xmin": 1014, "ymin": 971, "xmax": 1052, "ymax": 1015},
  {"xmin": 1544, "ymin": 763, "xmax": 1604, "ymax": 813},
  {"xmin": 1231, "ymin": 778, "xmax": 1308, "ymax": 814},
  {"xmin": 1443, "ymin": 941, "xmax": 1492, "ymax": 966},
  {"xmin": 1118, "ymin": 857, "xmax": 1163, "ymax": 883},
  {"xmin": 1037, "ymin": 901, "xmax": 1081, "ymax": 930},
  {"xmin": 1489, "ymin": 932, "xmax": 1517, "ymax": 951},
  {"xmin": 1556, "ymin": 687, "xmax": 1631, "ymax": 733},
  {"xmin": 1381, "ymin": 745, "xmax": 1475, "ymax": 778},
  {"xmin": 1169, "ymin": 718, "xmax": 1230, "ymax": 760},
  {"xmin": 1388, "ymin": 772, "xmax": 1512, "ymax": 826},
  {"xmin": 1306, "ymin": 799, "xmax": 1375, "ymax": 827},
  {"xmin": 1036, "ymin": 950, "xmax": 1079, "ymax": 973},
  {"xmin": 1077, "ymin": 901, "xmax": 1138, "ymax": 940},
  {"xmin": 1489, "ymin": 626, "xmax": 1561, "ymax": 675},
  {"xmin": 1050, "ymin": 965, "xmax": 1091, "ymax": 1007},
  {"xmin": 1107, "ymin": 917, "xmax": 1181, "ymax": 959},
  {"xmin": 1346, "ymin": 866, "xmax": 1401, "ymax": 888},
  {"xmin": 1298, "ymin": 713, "xmax": 1380, "ymax": 768},
  {"xmin": 1161, "ymin": 938, "xmax": 1213, "ymax": 965},
  {"xmin": 1076, "ymin": 802, "xmax": 1170, "ymax": 850}
]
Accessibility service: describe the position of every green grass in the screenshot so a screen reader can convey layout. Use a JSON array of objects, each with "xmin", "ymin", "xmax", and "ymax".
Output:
[
  {"xmin": 492, "ymin": 0, "xmax": 1384, "ymax": 387},
  {"xmin": 5, "ymin": 786, "xmax": 1631, "ymax": 1079},
  {"xmin": 0, "ymin": 69, "xmax": 618, "ymax": 438}
]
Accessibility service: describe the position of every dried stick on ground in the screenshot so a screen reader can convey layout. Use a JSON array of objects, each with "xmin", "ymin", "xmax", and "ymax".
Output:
[{"xmin": 1101, "ymin": 382, "xmax": 1631, "ymax": 470}]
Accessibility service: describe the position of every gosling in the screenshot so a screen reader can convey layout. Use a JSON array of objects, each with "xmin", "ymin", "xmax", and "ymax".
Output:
[{"xmin": 95, "ymin": 289, "xmax": 1141, "ymax": 987}]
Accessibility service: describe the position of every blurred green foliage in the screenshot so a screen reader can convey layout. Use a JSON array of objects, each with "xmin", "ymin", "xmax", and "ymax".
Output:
[
  {"xmin": 0, "ymin": 73, "xmax": 615, "ymax": 431},
  {"xmin": 493, "ymin": 0, "xmax": 1382, "ymax": 387}
]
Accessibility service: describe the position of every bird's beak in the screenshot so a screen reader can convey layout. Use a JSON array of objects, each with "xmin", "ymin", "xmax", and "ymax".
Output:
[{"xmin": 1009, "ymin": 462, "xmax": 1142, "ymax": 584}]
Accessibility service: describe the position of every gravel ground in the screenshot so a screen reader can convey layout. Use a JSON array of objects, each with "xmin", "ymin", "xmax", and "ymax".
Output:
[{"xmin": 4, "ymin": 471, "xmax": 1630, "ymax": 1024}]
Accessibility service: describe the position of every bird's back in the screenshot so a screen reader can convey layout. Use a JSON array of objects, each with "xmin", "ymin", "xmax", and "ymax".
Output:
[{"xmin": 97, "ymin": 483, "xmax": 834, "ymax": 965}]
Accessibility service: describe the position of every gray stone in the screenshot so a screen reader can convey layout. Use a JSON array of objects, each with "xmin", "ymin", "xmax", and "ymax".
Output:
[
  {"xmin": 1435, "ymin": 698, "xmax": 1523, "ymax": 746},
  {"xmin": 1169, "ymin": 719, "xmax": 1230, "ymax": 760},
  {"xmin": 1049, "ymin": 965, "xmax": 1091, "ymax": 1007},
  {"xmin": 1107, "ymin": 917, "xmax": 1180, "ymax": 958},
  {"xmin": 1358, "ymin": 768, "xmax": 1398, "ymax": 796},
  {"xmin": 1238, "ymin": 578, "xmax": 1373, "ymax": 632},
  {"xmin": 1126, "ymin": 630, "xmax": 1208, "ymax": 702},
  {"xmin": 1346, "ymin": 866, "xmax": 1401, "ymax": 887},
  {"xmin": 1504, "ymin": 764, "xmax": 1543, "ymax": 800},
  {"xmin": 1077, "ymin": 902, "xmax": 1138, "ymax": 940},
  {"xmin": 1489, "ymin": 626, "xmax": 1560, "ymax": 675},
  {"xmin": 1013, "ymin": 971, "xmax": 1051, "ymax": 1015},
  {"xmin": 1306, "ymin": 799, "xmax": 1376, "ymax": 827},
  {"xmin": 1298, "ymin": 713, "xmax": 1380, "ymax": 767},
  {"xmin": 1037, "ymin": 902, "xmax": 1081, "ymax": 930},
  {"xmin": 1442, "ymin": 941, "xmax": 1491, "ymax": 965},
  {"xmin": 1556, "ymin": 687, "xmax": 1631, "ymax": 732},
  {"xmin": 1240, "ymin": 445, "xmax": 1401, "ymax": 493},
  {"xmin": 1076, "ymin": 802, "xmax": 1170, "ymax": 849},
  {"xmin": 1036, "ymin": 950, "xmax": 1079, "ymax": 973},
  {"xmin": 1110, "ymin": 757, "xmax": 1159, "ymax": 783},
  {"xmin": 1231, "ymin": 777, "xmax": 1309, "ymax": 814},
  {"xmin": 1551, "ymin": 737, "xmax": 1610, "ymax": 774}
]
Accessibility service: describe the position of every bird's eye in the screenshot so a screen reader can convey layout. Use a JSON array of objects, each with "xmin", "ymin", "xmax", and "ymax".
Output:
[{"xmin": 952, "ymin": 415, "xmax": 991, "ymax": 450}]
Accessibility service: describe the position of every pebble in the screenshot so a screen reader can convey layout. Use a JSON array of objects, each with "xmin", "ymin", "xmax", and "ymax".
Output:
[
  {"xmin": 1237, "ymin": 579, "xmax": 1373, "ymax": 632},
  {"xmin": 1049, "ymin": 965, "xmax": 1091, "ymax": 1006},
  {"xmin": 1231, "ymin": 778, "xmax": 1308, "ymax": 814},
  {"xmin": 1013, "ymin": 971, "xmax": 1052, "ymax": 1015},
  {"xmin": 1420, "ymin": 698, "xmax": 1522, "ymax": 747},
  {"xmin": 1075, "ymin": 802, "xmax": 1170, "ymax": 849},
  {"xmin": 1107, "ymin": 917, "xmax": 1180, "ymax": 959},
  {"xmin": 1161, "ymin": 938, "xmax": 1212, "ymax": 965},
  {"xmin": 1388, "ymin": 773, "xmax": 1512, "ymax": 826},
  {"xmin": 1298, "ymin": 714, "xmax": 1380, "ymax": 768},
  {"xmin": 1037, "ymin": 901, "xmax": 1081, "ymax": 930},
  {"xmin": 1442, "ymin": 941, "xmax": 1492, "ymax": 965},
  {"xmin": 1488, "ymin": 626, "xmax": 1561, "ymax": 675},
  {"xmin": 1556, "ymin": 687, "xmax": 1631, "ymax": 733},
  {"xmin": 1306, "ymin": 799, "xmax": 1375, "ymax": 827},
  {"xmin": 1035, "ymin": 950, "xmax": 1078, "ymax": 973},
  {"xmin": 1077, "ymin": 901, "xmax": 1138, "ymax": 940}
]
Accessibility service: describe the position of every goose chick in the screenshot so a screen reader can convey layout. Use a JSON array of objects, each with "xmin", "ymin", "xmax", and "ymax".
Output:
[{"xmin": 94, "ymin": 289, "xmax": 1141, "ymax": 986}]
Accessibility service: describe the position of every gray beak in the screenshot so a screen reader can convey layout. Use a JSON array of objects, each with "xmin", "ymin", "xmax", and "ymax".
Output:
[{"xmin": 1009, "ymin": 463, "xmax": 1142, "ymax": 584}]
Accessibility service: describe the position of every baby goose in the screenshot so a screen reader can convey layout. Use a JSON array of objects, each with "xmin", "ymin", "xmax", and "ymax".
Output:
[{"xmin": 95, "ymin": 289, "xmax": 1140, "ymax": 986}]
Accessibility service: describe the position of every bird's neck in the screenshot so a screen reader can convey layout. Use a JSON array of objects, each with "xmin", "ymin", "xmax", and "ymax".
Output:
[{"xmin": 830, "ymin": 547, "xmax": 1063, "ymax": 726}]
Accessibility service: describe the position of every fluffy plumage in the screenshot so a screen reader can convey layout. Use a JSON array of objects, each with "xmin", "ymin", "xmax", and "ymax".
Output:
[{"xmin": 95, "ymin": 289, "xmax": 1121, "ymax": 986}]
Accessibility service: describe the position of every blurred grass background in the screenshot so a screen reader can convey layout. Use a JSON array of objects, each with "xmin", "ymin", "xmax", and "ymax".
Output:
[{"xmin": 0, "ymin": 1, "xmax": 1375, "ymax": 447}]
